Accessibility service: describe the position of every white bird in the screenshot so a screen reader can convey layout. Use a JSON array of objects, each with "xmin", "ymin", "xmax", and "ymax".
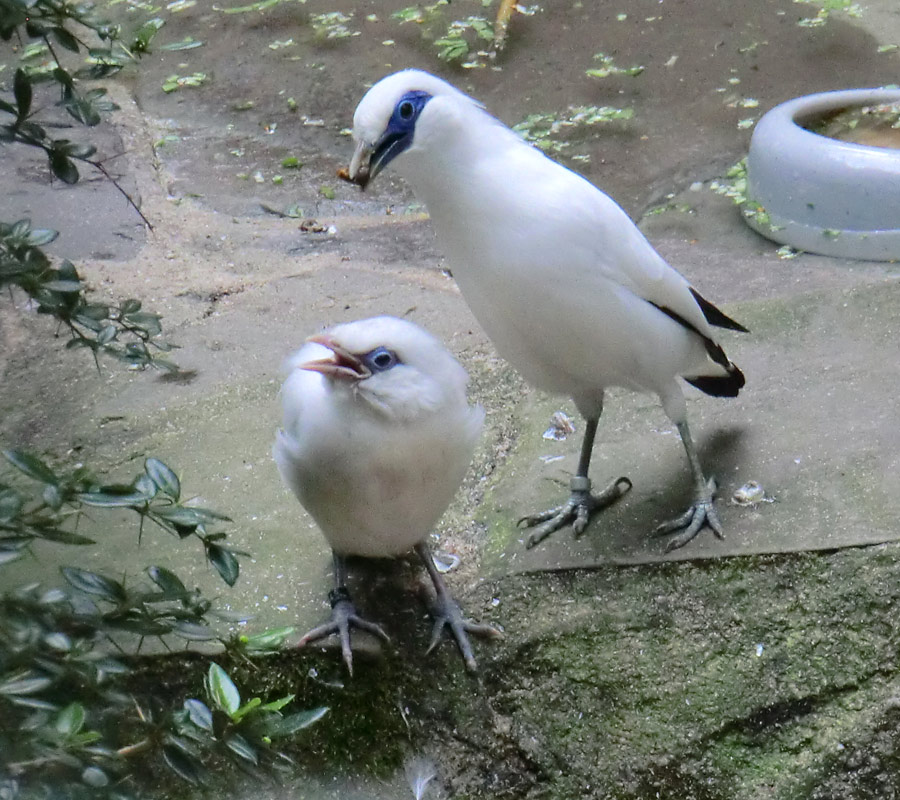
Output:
[
  {"xmin": 348, "ymin": 70, "xmax": 747, "ymax": 551},
  {"xmin": 273, "ymin": 315, "xmax": 498, "ymax": 673}
]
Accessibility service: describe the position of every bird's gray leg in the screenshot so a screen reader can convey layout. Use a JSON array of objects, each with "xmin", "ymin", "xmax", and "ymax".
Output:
[
  {"xmin": 297, "ymin": 552, "xmax": 390, "ymax": 676},
  {"xmin": 654, "ymin": 419, "xmax": 724, "ymax": 552},
  {"xmin": 415, "ymin": 542, "xmax": 502, "ymax": 673},
  {"xmin": 519, "ymin": 416, "xmax": 632, "ymax": 549}
]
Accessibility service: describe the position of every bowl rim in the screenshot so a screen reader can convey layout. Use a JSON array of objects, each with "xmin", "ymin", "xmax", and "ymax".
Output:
[{"xmin": 746, "ymin": 87, "xmax": 900, "ymax": 261}]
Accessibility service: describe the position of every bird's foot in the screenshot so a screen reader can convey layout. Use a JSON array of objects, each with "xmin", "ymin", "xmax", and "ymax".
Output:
[
  {"xmin": 297, "ymin": 587, "xmax": 390, "ymax": 675},
  {"xmin": 424, "ymin": 591, "xmax": 502, "ymax": 673},
  {"xmin": 519, "ymin": 475, "xmax": 632, "ymax": 549},
  {"xmin": 655, "ymin": 476, "xmax": 724, "ymax": 552}
]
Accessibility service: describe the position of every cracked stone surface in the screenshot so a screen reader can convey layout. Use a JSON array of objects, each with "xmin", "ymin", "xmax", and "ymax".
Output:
[{"xmin": 2, "ymin": 0, "xmax": 900, "ymax": 797}]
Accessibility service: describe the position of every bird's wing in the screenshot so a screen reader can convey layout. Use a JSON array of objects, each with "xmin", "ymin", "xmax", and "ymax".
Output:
[{"xmin": 502, "ymin": 146, "xmax": 718, "ymax": 340}]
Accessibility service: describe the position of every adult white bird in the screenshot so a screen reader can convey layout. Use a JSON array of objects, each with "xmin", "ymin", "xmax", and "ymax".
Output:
[
  {"xmin": 273, "ymin": 315, "xmax": 498, "ymax": 673},
  {"xmin": 348, "ymin": 70, "xmax": 747, "ymax": 551}
]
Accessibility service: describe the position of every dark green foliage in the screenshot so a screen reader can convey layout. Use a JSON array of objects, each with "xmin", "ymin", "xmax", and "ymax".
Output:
[
  {"xmin": 0, "ymin": 581, "xmax": 323, "ymax": 797},
  {"xmin": 0, "ymin": 451, "xmax": 321, "ymax": 798},
  {"xmin": 0, "ymin": 0, "xmax": 159, "ymax": 224},
  {"xmin": 0, "ymin": 219, "xmax": 175, "ymax": 370},
  {"xmin": 0, "ymin": 452, "xmax": 241, "ymax": 587},
  {"xmin": 162, "ymin": 663, "xmax": 329, "ymax": 782},
  {"xmin": 1, "ymin": 5, "xmax": 325, "ymax": 798}
]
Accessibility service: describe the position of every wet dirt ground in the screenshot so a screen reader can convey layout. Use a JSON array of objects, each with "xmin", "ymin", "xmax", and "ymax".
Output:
[{"xmin": 3, "ymin": 0, "xmax": 900, "ymax": 797}]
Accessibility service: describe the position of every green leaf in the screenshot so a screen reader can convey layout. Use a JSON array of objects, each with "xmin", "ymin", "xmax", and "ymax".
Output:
[
  {"xmin": 239, "ymin": 627, "xmax": 295, "ymax": 653},
  {"xmin": 13, "ymin": 69, "xmax": 32, "ymax": 120},
  {"xmin": 207, "ymin": 663, "xmax": 240, "ymax": 716},
  {"xmin": 25, "ymin": 227, "xmax": 59, "ymax": 246},
  {"xmin": 147, "ymin": 565, "xmax": 187, "ymax": 596},
  {"xmin": 184, "ymin": 698, "xmax": 213, "ymax": 730},
  {"xmin": 133, "ymin": 473, "xmax": 157, "ymax": 498},
  {"xmin": 0, "ymin": 550, "xmax": 23, "ymax": 566},
  {"xmin": 34, "ymin": 527, "xmax": 95, "ymax": 545},
  {"xmin": 79, "ymin": 303, "xmax": 110, "ymax": 320},
  {"xmin": 81, "ymin": 766, "xmax": 109, "ymax": 788},
  {"xmin": 258, "ymin": 692, "xmax": 294, "ymax": 713},
  {"xmin": 55, "ymin": 702, "xmax": 86, "ymax": 736},
  {"xmin": 105, "ymin": 615, "xmax": 172, "ymax": 636},
  {"xmin": 264, "ymin": 706, "xmax": 329, "ymax": 737},
  {"xmin": 121, "ymin": 298, "xmax": 142, "ymax": 314},
  {"xmin": 43, "ymin": 483, "xmax": 62, "ymax": 509},
  {"xmin": 133, "ymin": 17, "xmax": 165, "ymax": 51},
  {"xmin": 53, "ymin": 27, "xmax": 81, "ymax": 53},
  {"xmin": 163, "ymin": 742, "xmax": 206, "ymax": 784},
  {"xmin": 3, "ymin": 449, "xmax": 58, "ymax": 484},
  {"xmin": 64, "ymin": 94, "xmax": 102, "ymax": 126},
  {"xmin": 63, "ymin": 143, "xmax": 97, "ymax": 159},
  {"xmin": 50, "ymin": 151, "xmax": 80, "ymax": 184},
  {"xmin": 43, "ymin": 632, "xmax": 72, "ymax": 651},
  {"xmin": 41, "ymin": 483, "xmax": 63, "ymax": 511},
  {"xmin": 0, "ymin": 672, "xmax": 52, "ymax": 696},
  {"xmin": 78, "ymin": 484, "xmax": 153, "ymax": 507},
  {"xmin": 173, "ymin": 621, "xmax": 215, "ymax": 641},
  {"xmin": 123, "ymin": 311, "xmax": 163, "ymax": 336},
  {"xmin": 39, "ymin": 588, "xmax": 67, "ymax": 605},
  {"xmin": 97, "ymin": 324, "xmax": 118, "ymax": 345},
  {"xmin": 207, "ymin": 543, "xmax": 239, "ymax": 586},
  {"xmin": 152, "ymin": 507, "xmax": 200, "ymax": 536},
  {"xmin": 145, "ymin": 458, "xmax": 180, "ymax": 500},
  {"xmin": 155, "ymin": 506, "xmax": 230, "ymax": 531},
  {"xmin": 11, "ymin": 220, "xmax": 30, "ymax": 238},
  {"xmin": 24, "ymin": 20, "xmax": 48, "ymax": 37},
  {"xmin": 159, "ymin": 38, "xmax": 204, "ymax": 51},
  {"xmin": 225, "ymin": 733, "xmax": 257, "ymax": 764},
  {"xmin": 97, "ymin": 658, "xmax": 129, "ymax": 678},
  {"xmin": 62, "ymin": 567, "xmax": 127, "ymax": 602},
  {"xmin": 52, "ymin": 66, "xmax": 75, "ymax": 91},
  {"xmin": 0, "ymin": 488, "xmax": 24, "ymax": 521},
  {"xmin": 231, "ymin": 696, "xmax": 261, "ymax": 723},
  {"xmin": 435, "ymin": 35, "xmax": 469, "ymax": 61}
]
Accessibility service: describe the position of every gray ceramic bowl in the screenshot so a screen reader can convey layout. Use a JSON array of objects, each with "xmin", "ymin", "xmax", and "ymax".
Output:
[{"xmin": 746, "ymin": 88, "xmax": 900, "ymax": 261}]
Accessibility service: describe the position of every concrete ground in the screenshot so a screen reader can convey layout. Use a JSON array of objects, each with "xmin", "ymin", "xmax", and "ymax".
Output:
[{"xmin": 2, "ymin": 0, "xmax": 900, "ymax": 797}]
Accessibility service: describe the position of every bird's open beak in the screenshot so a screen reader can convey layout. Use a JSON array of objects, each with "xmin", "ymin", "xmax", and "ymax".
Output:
[{"xmin": 300, "ymin": 334, "xmax": 371, "ymax": 381}]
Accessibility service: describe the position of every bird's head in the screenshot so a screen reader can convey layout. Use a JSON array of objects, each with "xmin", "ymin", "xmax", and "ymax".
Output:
[
  {"xmin": 293, "ymin": 316, "xmax": 470, "ymax": 421},
  {"xmin": 349, "ymin": 69, "xmax": 481, "ymax": 188}
]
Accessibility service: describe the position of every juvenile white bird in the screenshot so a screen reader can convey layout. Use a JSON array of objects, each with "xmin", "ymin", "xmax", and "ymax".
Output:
[
  {"xmin": 273, "ymin": 316, "xmax": 497, "ymax": 673},
  {"xmin": 348, "ymin": 70, "xmax": 747, "ymax": 551}
]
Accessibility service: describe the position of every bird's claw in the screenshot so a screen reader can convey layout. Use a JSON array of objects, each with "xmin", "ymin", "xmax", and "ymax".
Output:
[
  {"xmin": 297, "ymin": 588, "xmax": 390, "ymax": 676},
  {"xmin": 425, "ymin": 595, "xmax": 502, "ymax": 673},
  {"xmin": 521, "ymin": 476, "xmax": 632, "ymax": 549},
  {"xmin": 655, "ymin": 476, "xmax": 724, "ymax": 552}
]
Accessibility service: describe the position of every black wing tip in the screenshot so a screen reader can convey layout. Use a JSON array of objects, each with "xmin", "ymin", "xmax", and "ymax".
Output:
[
  {"xmin": 690, "ymin": 288, "xmax": 749, "ymax": 333},
  {"xmin": 685, "ymin": 364, "xmax": 746, "ymax": 398}
]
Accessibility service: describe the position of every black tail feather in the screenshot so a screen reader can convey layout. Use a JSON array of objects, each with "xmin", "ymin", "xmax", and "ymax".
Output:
[
  {"xmin": 685, "ymin": 363, "xmax": 746, "ymax": 398},
  {"xmin": 649, "ymin": 291, "xmax": 747, "ymax": 399},
  {"xmin": 690, "ymin": 288, "xmax": 749, "ymax": 333}
]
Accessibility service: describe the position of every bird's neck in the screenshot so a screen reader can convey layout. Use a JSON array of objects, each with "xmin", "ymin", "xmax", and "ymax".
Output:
[{"xmin": 402, "ymin": 110, "xmax": 523, "ymax": 212}]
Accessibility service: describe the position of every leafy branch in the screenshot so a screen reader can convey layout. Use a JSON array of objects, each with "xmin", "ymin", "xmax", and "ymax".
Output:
[
  {"xmin": 1, "ymin": 219, "xmax": 177, "ymax": 371},
  {"xmin": 0, "ymin": 0, "xmax": 168, "ymax": 228},
  {"xmin": 0, "ymin": 450, "xmax": 322, "ymax": 797},
  {"xmin": 1, "ymin": 451, "xmax": 242, "ymax": 587}
]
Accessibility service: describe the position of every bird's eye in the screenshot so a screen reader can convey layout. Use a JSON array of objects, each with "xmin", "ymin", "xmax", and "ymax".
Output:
[
  {"xmin": 398, "ymin": 100, "xmax": 415, "ymax": 120},
  {"xmin": 363, "ymin": 347, "xmax": 399, "ymax": 372}
]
